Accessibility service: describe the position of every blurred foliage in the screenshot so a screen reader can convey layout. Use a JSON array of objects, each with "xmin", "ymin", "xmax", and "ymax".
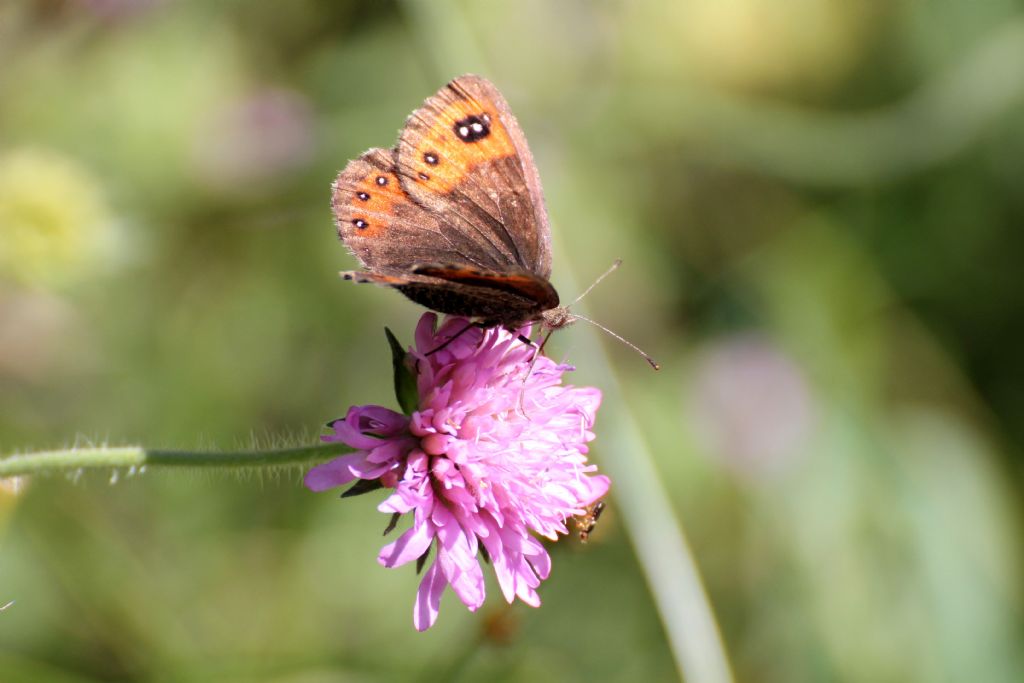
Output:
[{"xmin": 2, "ymin": 0, "xmax": 1023, "ymax": 681}]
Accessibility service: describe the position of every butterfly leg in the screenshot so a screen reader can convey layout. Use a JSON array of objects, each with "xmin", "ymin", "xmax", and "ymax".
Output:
[
  {"xmin": 516, "ymin": 328, "xmax": 555, "ymax": 416},
  {"xmin": 424, "ymin": 320, "xmax": 480, "ymax": 357},
  {"xmin": 533, "ymin": 328, "xmax": 554, "ymax": 358}
]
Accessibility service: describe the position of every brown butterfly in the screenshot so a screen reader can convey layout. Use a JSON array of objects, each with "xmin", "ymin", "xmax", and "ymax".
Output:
[
  {"xmin": 333, "ymin": 75, "xmax": 659, "ymax": 369},
  {"xmin": 332, "ymin": 74, "xmax": 564, "ymax": 330}
]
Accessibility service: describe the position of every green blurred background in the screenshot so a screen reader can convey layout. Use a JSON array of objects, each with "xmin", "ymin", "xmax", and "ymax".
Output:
[{"xmin": 2, "ymin": 1, "xmax": 1023, "ymax": 681}]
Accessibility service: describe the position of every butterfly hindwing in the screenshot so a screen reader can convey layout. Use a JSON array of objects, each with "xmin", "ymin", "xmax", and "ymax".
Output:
[
  {"xmin": 412, "ymin": 264, "xmax": 558, "ymax": 311},
  {"xmin": 341, "ymin": 267, "xmax": 550, "ymax": 325},
  {"xmin": 333, "ymin": 147, "xmax": 507, "ymax": 273}
]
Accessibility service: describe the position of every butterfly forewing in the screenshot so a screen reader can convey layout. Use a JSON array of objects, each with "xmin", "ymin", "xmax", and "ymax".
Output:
[{"xmin": 395, "ymin": 75, "xmax": 552, "ymax": 279}]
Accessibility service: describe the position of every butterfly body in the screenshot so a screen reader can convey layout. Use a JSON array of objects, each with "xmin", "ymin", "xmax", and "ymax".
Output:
[{"xmin": 333, "ymin": 75, "xmax": 562, "ymax": 330}]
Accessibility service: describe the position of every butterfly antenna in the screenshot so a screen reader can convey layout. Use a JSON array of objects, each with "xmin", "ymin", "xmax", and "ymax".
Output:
[
  {"xmin": 569, "ymin": 313, "xmax": 661, "ymax": 370},
  {"xmin": 569, "ymin": 259, "xmax": 622, "ymax": 306}
]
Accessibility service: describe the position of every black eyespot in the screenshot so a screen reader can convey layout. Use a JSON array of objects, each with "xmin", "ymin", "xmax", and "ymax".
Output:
[
  {"xmin": 356, "ymin": 192, "xmax": 370, "ymax": 201},
  {"xmin": 454, "ymin": 114, "xmax": 491, "ymax": 142},
  {"xmin": 375, "ymin": 176, "xmax": 388, "ymax": 186},
  {"xmin": 353, "ymin": 219, "xmax": 368, "ymax": 229},
  {"xmin": 418, "ymin": 172, "xmax": 430, "ymax": 181},
  {"xmin": 424, "ymin": 152, "xmax": 439, "ymax": 165}
]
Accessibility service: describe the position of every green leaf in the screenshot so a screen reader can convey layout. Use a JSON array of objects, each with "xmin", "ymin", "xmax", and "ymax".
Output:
[{"xmin": 385, "ymin": 327, "xmax": 418, "ymax": 416}]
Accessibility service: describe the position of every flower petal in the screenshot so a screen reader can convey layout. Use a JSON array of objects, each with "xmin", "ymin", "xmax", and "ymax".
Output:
[
  {"xmin": 378, "ymin": 522, "xmax": 435, "ymax": 568},
  {"xmin": 303, "ymin": 454, "xmax": 365, "ymax": 491},
  {"xmin": 330, "ymin": 405, "xmax": 408, "ymax": 449},
  {"xmin": 433, "ymin": 510, "xmax": 485, "ymax": 610},
  {"xmin": 413, "ymin": 558, "xmax": 447, "ymax": 631}
]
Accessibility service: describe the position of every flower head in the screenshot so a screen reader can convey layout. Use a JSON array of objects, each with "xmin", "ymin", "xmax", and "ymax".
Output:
[{"xmin": 306, "ymin": 313, "xmax": 608, "ymax": 630}]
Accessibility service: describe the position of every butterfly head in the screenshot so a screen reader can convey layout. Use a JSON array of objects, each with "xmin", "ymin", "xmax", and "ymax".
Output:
[{"xmin": 539, "ymin": 305, "xmax": 576, "ymax": 332}]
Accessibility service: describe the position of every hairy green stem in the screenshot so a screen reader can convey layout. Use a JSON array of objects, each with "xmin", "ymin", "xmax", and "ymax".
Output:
[{"xmin": 0, "ymin": 443, "xmax": 348, "ymax": 478}]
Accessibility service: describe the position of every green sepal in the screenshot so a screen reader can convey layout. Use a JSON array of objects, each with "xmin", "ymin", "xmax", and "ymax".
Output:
[
  {"xmin": 385, "ymin": 327, "xmax": 419, "ymax": 416},
  {"xmin": 341, "ymin": 478, "xmax": 385, "ymax": 498}
]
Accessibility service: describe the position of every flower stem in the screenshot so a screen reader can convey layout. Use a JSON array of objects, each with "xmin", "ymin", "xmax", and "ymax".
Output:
[{"xmin": 0, "ymin": 444, "xmax": 348, "ymax": 478}]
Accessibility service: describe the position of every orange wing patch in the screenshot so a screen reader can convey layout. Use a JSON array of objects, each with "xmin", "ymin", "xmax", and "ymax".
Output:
[
  {"xmin": 342, "ymin": 168, "xmax": 406, "ymax": 238},
  {"xmin": 405, "ymin": 99, "xmax": 517, "ymax": 194},
  {"xmin": 332, "ymin": 151, "xmax": 408, "ymax": 240}
]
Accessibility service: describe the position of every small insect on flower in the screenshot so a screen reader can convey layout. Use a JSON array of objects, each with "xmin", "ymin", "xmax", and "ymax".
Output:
[
  {"xmin": 305, "ymin": 313, "xmax": 610, "ymax": 630},
  {"xmin": 575, "ymin": 501, "xmax": 606, "ymax": 543}
]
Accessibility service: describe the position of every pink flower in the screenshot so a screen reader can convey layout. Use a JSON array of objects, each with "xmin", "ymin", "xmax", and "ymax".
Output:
[{"xmin": 305, "ymin": 313, "xmax": 609, "ymax": 630}]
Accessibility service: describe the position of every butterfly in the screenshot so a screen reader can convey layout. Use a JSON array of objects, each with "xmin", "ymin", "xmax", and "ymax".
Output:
[{"xmin": 332, "ymin": 74, "xmax": 566, "ymax": 331}]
